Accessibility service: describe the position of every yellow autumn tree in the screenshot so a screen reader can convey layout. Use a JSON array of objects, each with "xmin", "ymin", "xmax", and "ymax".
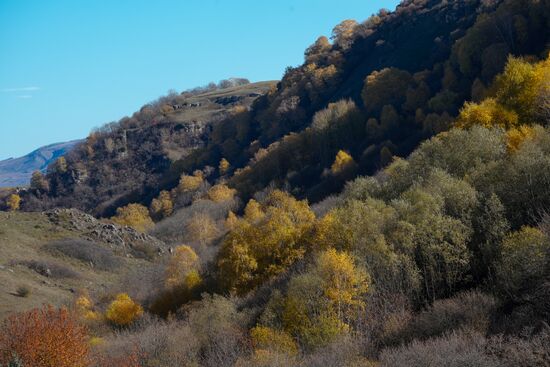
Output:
[
  {"xmin": 315, "ymin": 248, "xmax": 368, "ymax": 321},
  {"xmin": 250, "ymin": 326, "xmax": 298, "ymax": 356},
  {"xmin": 330, "ymin": 150, "xmax": 357, "ymax": 175},
  {"xmin": 331, "ymin": 19, "xmax": 358, "ymax": 49},
  {"xmin": 5, "ymin": 194, "xmax": 20, "ymax": 211},
  {"xmin": 493, "ymin": 55, "xmax": 550, "ymax": 123},
  {"xmin": 105, "ymin": 293, "xmax": 143, "ymax": 326},
  {"xmin": 277, "ymin": 248, "xmax": 368, "ymax": 350},
  {"xmin": 244, "ymin": 199, "xmax": 265, "ymax": 223},
  {"xmin": 225, "ymin": 211, "xmax": 239, "ymax": 230},
  {"xmin": 217, "ymin": 190, "xmax": 315, "ymax": 293},
  {"xmin": 185, "ymin": 213, "xmax": 220, "ymax": 247},
  {"xmin": 496, "ymin": 227, "xmax": 549, "ymax": 296},
  {"xmin": 111, "ymin": 203, "xmax": 154, "ymax": 233},
  {"xmin": 149, "ymin": 245, "xmax": 203, "ymax": 317},
  {"xmin": 178, "ymin": 172, "xmax": 203, "ymax": 193},
  {"xmin": 219, "ymin": 158, "xmax": 230, "ymax": 175},
  {"xmin": 164, "ymin": 245, "xmax": 201, "ymax": 288},
  {"xmin": 505, "ymin": 125, "xmax": 537, "ymax": 152},
  {"xmin": 456, "ymin": 55, "xmax": 550, "ymax": 130},
  {"xmin": 207, "ymin": 184, "xmax": 236, "ymax": 202},
  {"xmin": 456, "ymin": 98, "xmax": 519, "ymax": 129},
  {"xmin": 149, "ymin": 190, "xmax": 173, "ymax": 220}
]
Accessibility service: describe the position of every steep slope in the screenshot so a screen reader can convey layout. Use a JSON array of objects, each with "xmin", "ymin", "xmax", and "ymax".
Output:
[
  {"xmin": 21, "ymin": 0, "xmax": 550, "ymax": 215},
  {"xmin": 0, "ymin": 140, "xmax": 81, "ymax": 187}
]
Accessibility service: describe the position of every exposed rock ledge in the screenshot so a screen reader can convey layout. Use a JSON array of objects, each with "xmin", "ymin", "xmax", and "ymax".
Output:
[{"xmin": 44, "ymin": 208, "xmax": 168, "ymax": 255}]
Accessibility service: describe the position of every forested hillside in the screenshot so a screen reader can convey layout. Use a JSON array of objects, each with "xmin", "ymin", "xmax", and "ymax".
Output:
[
  {"xmin": 21, "ymin": 0, "xmax": 550, "ymax": 213},
  {"xmin": 2, "ymin": 0, "xmax": 550, "ymax": 366}
]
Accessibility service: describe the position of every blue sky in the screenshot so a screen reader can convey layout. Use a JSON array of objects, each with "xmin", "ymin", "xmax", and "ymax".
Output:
[{"xmin": 0, "ymin": 0, "xmax": 399, "ymax": 160}]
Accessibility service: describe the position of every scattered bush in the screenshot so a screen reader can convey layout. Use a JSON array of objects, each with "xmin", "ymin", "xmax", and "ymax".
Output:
[
  {"xmin": 94, "ymin": 319, "xmax": 199, "ymax": 367},
  {"xmin": 17, "ymin": 259, "xmax": 80, "ymax": 279},
  {"xmin": 15, "ymin": 286, "xmax": 30, "ymax": 298},
  {"xmin": 151, "ymin": 198, "xmax": 236, "ymax": 245},
  {"xmin": 187, "ymin": 295, "xmax": 250, "ymax": 367},
  {"xmin": 398, "ymin": 291, "xmax": 498, "ymax": 342}
]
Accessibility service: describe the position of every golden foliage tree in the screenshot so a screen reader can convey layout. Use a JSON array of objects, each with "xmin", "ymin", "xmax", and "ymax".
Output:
[
  {"xmin": 0, "ymin": 305, "xmax": 90, "ymax": 367},
  {"xmin": 505, "ymin": 125, "xmax": 537, "ymax": 152},
  {"xmin": 225, "ymin": 211, "xmax": 239, "ymax": 230},
  {"xmin": 149, "ymin": 190, "xmax": 173, "ymax": 220},
  {"xmin": 75, "ymin": 294, "xmax": 101, "ymax": 321},
  {"xmin": 207, "ymin": 184, "xmax": 237, "ymax": 202},
  {"xmin": 177, "ymin": 172, "xmax": 204, "ymax": 193},
  {"xmin": 151, "ymin": 245, "xmax": 203, "ymax": 316},
  {"xmin": 105, "ymin": 293, "xmax": 143, "ymax": 326},
  {"xmin": 250, "ymin": 326, "xmax": 298, "ymax": 356},
  {"xmin": 30, "ymin": 171, "xmax": 49, "ymax": 192},
  {"xmin": 186, "ymin": 213, "xmax": 220, "ymax": 247},
  {"xmin": 275, "ymin": 248, "xmax": 368, "ymax": 350},
  {"xmin": 456, "ymin": 98, "xmax": 518, "ymax": 129},
  {"xmin": 164, "ymin": 245, "xmax": 201, "ymax": 288},
  {"xmin": 111, "ymin": 203, "xmax": 154, "ymax": 233},
  {"xmin": 218, "ymin": 190, "xmax": 315, "ymax": 294},
  {"xmin": 219, "ymin": 158, "xmax": 231, "ymax": 175},
  {"xmin": 331, "ymin": 19, "xmax": 358, "ymax": 49},
  {"xmin": 244, "ymin": 199, "xmax": 265, "ymax": 223},
  {"xmin": 493, "ymin": 55, "xmax": 550, "ymax": 123},
  {"xmin": 456, "ymin": 55, "xmax": 550, "ymax": 130},
  {"xmin": 330, "ymin": 150, "xmax": 357, "ymax": 175},
  {"xmin": 5, "ymin": 194, "xmax": 20, "ymax": 211},
  {"xmin": 315, "ymin": 248, "xmax": 368, "ymax": 320}
]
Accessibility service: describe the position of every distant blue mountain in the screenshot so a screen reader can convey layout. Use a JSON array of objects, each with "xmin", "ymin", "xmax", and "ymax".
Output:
[{"xmin": 0, "ymin": 140, "xmax": 81, "ymax": 187}]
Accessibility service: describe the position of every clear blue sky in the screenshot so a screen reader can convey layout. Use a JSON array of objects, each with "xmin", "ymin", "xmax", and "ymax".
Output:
[{"xmin": 0, "ymin": 0, "xmax": 399, "ymax": 160}]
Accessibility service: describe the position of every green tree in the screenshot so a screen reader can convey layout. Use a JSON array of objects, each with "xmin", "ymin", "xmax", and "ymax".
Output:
[
  {"xmin": 495, "ymin": 227, "xmax": 549, "ymax": 297},
  {"xmin": 361, "ymin": 68, "xmax": 412, "ymax": 114},
  {"xmin": 30, "ymin": 171, "xmax": 49, "ymax": 192}
]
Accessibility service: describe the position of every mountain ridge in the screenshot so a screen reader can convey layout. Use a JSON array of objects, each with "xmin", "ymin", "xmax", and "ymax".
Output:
[{"xmin": 0, "ymin": 140, "xmax": 82, "ymax": 187}]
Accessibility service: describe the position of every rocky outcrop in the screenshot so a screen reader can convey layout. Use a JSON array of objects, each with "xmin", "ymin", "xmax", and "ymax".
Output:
[{"xmin": 44, "ymin": 208, "xmax": 168, "ymax": 254}]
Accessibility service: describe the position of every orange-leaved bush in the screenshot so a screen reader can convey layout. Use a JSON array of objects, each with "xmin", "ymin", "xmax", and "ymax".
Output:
[{"xmin": 0, "ymin": 305, "xmax": 90, "ymax": 367}]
